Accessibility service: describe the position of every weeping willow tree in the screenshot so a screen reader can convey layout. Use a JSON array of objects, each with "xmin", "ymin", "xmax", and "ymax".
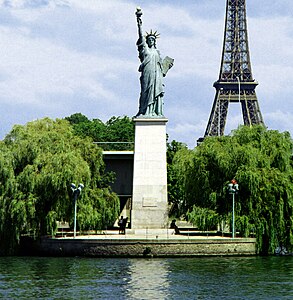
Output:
[
  {"xmin": 0, "ymin": 118, "xmax": 119, "ymax": 254},
  {"xmin": 174, "ymin": 125, "xmax": 293, "ymax": 254}
]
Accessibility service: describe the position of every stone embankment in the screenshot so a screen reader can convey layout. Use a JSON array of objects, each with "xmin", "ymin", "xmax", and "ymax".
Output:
[{"xmin": 21, "ymin": 229, "xmax": 256, "ymax": 257}]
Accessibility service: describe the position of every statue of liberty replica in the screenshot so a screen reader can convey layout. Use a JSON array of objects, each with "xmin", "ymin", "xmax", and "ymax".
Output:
[
  {"xmin": 135, "ymin": 7, "xmax": 174, "ymax": 117},
  {"xmin": 131, "ymin": 7, "xmax": 174, "ymax": 230}
]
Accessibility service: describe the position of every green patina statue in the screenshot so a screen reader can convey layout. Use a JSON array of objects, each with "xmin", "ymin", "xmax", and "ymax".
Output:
[{"xmin": 135, "ymin": 7, "xmax": 174, "ymax": 118}]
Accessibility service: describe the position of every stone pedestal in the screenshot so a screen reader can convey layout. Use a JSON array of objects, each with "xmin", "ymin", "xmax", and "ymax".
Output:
[{"xmin": 131, "ymin": 118, "xmax": 168, "ymax": 229}]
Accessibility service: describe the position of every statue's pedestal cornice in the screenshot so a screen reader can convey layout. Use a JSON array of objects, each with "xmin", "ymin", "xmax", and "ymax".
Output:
[{"xmin": 133, "ymin": 116, "xmax": 168, "ymax": 124}]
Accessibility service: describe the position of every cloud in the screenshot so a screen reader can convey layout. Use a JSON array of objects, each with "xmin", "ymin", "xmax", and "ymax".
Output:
[
  {"xmin": 250, "ymin": 17, "xmax": 293, "ymax": 92},
  {"xmin": 0, "ymin": 26, "xmax": 127, "ymax": 105},
  {"xmin": 1, "ymin": 0, "xmax": 69, "ymax": 9},
  {"xmin": 265, "ymin": 110, "xmax": 293, "ymax": 133},
  {"xmin": 168, "ymin": 120, "xmax": 206, "ymax": 148},
  {"xmin": 0, "ymin": 0, "xmax": 292, "ymax": 145}
]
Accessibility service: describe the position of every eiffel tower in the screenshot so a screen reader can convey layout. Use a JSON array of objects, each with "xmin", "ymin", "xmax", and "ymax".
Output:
[{"xmin": 201, "ymin": 0, "xmax": 264, "ymax": 140}]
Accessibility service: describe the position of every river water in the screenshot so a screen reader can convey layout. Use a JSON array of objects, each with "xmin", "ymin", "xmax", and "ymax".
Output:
[{"xmin": 0, "ymin": 256, "xmax": 292, "ymax": 299}]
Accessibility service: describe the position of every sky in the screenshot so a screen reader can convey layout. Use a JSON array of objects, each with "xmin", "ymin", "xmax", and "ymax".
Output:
[{"xmin": 0, "ymin": 0, "xmax": 292, "ymax": 148}]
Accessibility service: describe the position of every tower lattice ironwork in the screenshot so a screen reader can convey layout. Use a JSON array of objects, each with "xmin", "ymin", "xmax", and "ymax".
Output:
[{"xmin": 203, "ymin": 0, "xmax": 264, "ymax": 138}]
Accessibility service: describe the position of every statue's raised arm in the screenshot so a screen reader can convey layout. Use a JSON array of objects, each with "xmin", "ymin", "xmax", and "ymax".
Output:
[
  {"xmin": 135, "ymin": 7, "xmax": 174, "ymax": 118},
  {"xmin": 135, "ymin": 7, "xmax": 143, "ymax": 40}
]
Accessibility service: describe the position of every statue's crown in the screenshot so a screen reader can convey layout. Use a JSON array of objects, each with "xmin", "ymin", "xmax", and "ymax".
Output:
[{"xmin": 145, "ymin": 29, "xmax": 160, "ymax": 40}]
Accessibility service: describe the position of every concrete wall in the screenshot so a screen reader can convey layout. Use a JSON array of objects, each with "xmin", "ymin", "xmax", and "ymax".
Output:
[{"xmin": 24, "ymin": 237, "xmax": 256, "ymax": 257}]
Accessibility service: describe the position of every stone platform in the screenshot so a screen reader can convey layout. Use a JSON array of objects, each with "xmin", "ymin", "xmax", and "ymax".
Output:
[{"xmin": 20, "ymin": 229, "xmax": 256, "ymax": 257}]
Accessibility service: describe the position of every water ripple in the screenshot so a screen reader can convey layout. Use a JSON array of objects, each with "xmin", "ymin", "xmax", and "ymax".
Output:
[{"xmin": 0, "ymin": 256, "xmax": 292, "ymax": 299}]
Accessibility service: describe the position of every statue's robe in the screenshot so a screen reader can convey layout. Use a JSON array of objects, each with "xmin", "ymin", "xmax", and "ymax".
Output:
[{"xmin": 136, "ymin": 37, "xmax": 164, "ymax": 116}]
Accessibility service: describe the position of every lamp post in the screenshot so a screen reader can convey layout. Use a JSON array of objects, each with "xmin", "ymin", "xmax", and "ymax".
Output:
[
  {"xmin": 70, "ymin": 183, "xmax": 84, "ymax": 238},
  {"xmin": 228, "ymin": 179, "xmax": 239, "ymax": 239}
]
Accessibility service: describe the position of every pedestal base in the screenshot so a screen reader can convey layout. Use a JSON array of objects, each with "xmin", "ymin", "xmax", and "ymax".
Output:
[{"xmin": 131, "ymin": 118, "xmax": 168, "ymax": 229}]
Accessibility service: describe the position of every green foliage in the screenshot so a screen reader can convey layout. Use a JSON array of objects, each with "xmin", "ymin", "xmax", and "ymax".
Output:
[
  {"xmin": 65, "ymin": 114, "xmax": 135, "ymax": 150},
  {"xmin": 0, "ymin": 118, "xmax": 119, "ymax": 254},
  {"xmin": 187, "ymin": 206, "xmax": 220, "ymax": 231},
  {"xmin": 167, "ymin": 140, "xmax": 188, "ymax": 216},
  {"xmin": 65, "ymin": 113, "xmax": 90, "ymax": 124},
  {"xmin": 174, "ymin": 125, "xmax": 293, "ymax": 254}
]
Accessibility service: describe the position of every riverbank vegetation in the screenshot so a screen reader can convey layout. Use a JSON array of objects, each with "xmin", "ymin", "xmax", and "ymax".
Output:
[
  {"xmin": 0, "ymin": 118, "xmax": 119, "ymax": 255},
  {"xmin": 173, "ymin": 125, "xmax": 293, "ymax": 254},
  {"xmin": 0, "ymin": 115, "xmax": 292, "ymax": 256}
]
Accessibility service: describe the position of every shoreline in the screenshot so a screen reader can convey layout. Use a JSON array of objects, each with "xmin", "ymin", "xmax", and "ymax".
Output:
[{"xmin": 20, "ymin": 229, "xmax": 257, "ymax": 257}]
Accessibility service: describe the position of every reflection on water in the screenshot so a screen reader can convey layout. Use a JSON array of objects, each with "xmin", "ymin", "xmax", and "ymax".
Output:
[
  {"xmin": 167, "ymin": 257, "xmax": 293, "ymax": 299},
  {"xmin": 0, "ymin": 256, "xmax": 292, "ymax": 299},
  {"xmin": 125, "ymin": 259, "xmax": 170, "ymax": 299}
]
